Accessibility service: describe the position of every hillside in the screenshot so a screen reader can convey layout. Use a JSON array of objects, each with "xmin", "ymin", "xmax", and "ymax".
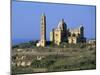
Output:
[{"xmin": 11, "ymin": 42, "xmax": 96, "ymax": 74}]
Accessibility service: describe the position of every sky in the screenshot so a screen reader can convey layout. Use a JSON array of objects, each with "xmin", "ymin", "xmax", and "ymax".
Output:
[{"xmin": 12, "ymin": 1, "xmax": 96, "ymax": 41}]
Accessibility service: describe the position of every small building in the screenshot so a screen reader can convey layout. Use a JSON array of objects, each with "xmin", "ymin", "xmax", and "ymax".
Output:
[{"xmin": 88, "ymin": 39, "xmax": 96, "ymax": 44}]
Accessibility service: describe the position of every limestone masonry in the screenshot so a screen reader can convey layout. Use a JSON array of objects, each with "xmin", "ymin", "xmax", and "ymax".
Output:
[{"xmin": 37, "ymin": 14, "xmax": 86, "ymax": 47}]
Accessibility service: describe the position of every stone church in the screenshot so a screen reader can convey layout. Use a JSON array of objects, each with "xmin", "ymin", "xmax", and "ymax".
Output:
[
  {"xmin": 50, "ymin": 19, "xmax": 86, "ymax": 45},
  {"xmin": 37, "ymin": 14, "xmax": 86, "ymax": 47}
]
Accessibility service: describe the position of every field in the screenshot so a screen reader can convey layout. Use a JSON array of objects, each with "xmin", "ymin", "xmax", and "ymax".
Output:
[{"xmin": 11, "ymin": 42, "xmax": 96, "ymax": 74}]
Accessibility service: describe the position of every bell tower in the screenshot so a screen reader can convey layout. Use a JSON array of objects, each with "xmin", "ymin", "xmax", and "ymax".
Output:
[{"xmin": 40, "ymin": 13, "xmax": 46, "ymax": 47}]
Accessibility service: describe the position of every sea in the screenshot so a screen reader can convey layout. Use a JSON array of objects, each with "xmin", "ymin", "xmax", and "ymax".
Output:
[{"xmin": 12, "ymin": 39, "xmax": 33, "ymax": 46}]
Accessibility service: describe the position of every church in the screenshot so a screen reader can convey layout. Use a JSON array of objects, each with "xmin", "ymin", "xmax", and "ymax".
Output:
[{"xmin": 37, "ymin": 14, "xmax": 86, "ymax": 47}]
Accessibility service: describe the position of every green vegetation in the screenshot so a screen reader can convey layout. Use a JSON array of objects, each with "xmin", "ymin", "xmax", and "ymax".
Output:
[
  {"xmin": 31, "ymin": 58, "xmax": 55, "ymax": 68},
  {"xmin": 12, "ymin": 42, "xmax": 96, "ymax": 74},
  {"xmin": 12, "ymin": 40, "xmax": 38, "ymax": 49}
]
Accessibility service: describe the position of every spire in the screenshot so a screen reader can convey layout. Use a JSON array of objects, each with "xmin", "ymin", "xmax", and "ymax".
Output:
[
  {"xmin": 61, "ymin": 18, "xmax": 64, "ymax": 23},
  {"xmin": 40, "ymin": 13, "xmax": 46, "ymax": 47},
  {"xmin": 42, "ymin": 13, "xmax": 45, "ymax": 17},
  {"xmin": 57, "ymin": 18, "xmax": 65, "ymax": 30}
]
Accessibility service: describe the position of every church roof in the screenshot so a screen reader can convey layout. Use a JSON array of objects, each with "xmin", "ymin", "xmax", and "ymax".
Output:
[{"xmin": 57, "ymin": 19, "xmax": 64, "ymax": 29}]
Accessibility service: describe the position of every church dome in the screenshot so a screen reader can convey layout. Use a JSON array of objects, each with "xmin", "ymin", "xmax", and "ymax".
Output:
[{"xmin": 57, "ymin": 19, "xmax": 67, "ymax": 30}]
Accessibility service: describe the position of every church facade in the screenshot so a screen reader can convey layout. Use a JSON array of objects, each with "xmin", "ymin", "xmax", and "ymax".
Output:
[{"xmin": 50, "ymin": 19, "xmax": 86, "ymax": 45}]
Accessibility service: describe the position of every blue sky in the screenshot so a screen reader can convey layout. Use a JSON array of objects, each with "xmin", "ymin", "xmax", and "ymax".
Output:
[{"xmin": 12, "ymin": 1, "xmax": 96, "ymax": 41}]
